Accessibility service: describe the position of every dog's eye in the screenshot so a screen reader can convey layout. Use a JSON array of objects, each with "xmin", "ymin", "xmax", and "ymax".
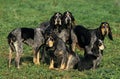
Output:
[
  {"xmin": 102, "ymin": 23, "xmax": 105, "ymax": 26},
  {"xmin": 102, "ymin": 24, "xmax": 105, "ymax": 27},
  {"xmin": 54, "ymin": 16, "xmax": 57, "ymax": 18},
  {"xmin": 59, "ymin": 15, "xmax": 62, "ymax": 17},
  {"xmin": 105, "ymin": 23, "xmax": 108, "ymax": 26},
  {"xmin": 50, "ymin": 38, "xmax": 54, "ymax": 41}
]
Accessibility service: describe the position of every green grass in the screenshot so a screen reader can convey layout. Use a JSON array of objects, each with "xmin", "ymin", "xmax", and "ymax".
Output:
[{"xmin": 0, "ymin": 0, "xmax": 120, "ymax": 79}]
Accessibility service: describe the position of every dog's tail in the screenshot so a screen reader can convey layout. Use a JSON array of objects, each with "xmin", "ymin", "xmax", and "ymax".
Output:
[{"xmin": 7, "ymin": 33, "xmax": 16, "ymax": 51}]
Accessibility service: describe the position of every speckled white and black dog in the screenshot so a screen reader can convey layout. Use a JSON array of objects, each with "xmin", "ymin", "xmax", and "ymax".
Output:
[{"xmin": 7, "ymin": 27, "xmax": 44, "ymax": 68}]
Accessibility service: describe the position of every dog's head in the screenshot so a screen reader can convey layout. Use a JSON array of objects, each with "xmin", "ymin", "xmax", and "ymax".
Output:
[
  {"xmin": 96, "ymin": 39, "xmax": 104, "ymax": 50},
  {"xmin": 99, "ymin": 22, "xmax": 113, "ymax": 40},
  {"xmin": 92, "ymin": 39, "xmax": 104, "ymax": 56},
  {"xmin": 62, "ymin": 11, "xmax": 75, "ymax": 28},
  {"xmin": 50, "ymin": 12, "xmax": 62, "ymax": 26},
  {"xmin": 45, "ymin": 32, "xmax": 56, "ymax": 47}
]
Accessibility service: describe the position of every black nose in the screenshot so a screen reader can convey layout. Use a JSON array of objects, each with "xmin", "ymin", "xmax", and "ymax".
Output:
[{"xmin": 67, "ymin": 19, "xmax": 70, "ymax": 22}]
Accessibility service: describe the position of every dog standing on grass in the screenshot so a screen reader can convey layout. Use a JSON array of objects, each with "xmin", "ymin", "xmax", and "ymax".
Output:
[{"xmin": 7, "ymin": 27, "xmax": 44, "ymax": 68}]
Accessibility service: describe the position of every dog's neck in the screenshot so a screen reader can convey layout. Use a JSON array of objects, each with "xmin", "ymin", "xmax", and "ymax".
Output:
[
  {"xmin": 64, "ymin": 23, "xmax": 73, "ymax": 30},
  {"xmin": 53, "ymin": 25, "xmax": 62, "ymax": 33}
]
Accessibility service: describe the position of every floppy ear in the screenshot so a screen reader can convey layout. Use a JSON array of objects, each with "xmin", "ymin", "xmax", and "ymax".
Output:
[
  {"xmin": 70, "ymin": 12, "xmax": 75, "ymax": 21},
  {"xmin": 70, "ymin": 12, "xmax": 76, "ymax": 26},
  {"xmin": 50, "ymin": 15, "xmax": 55, "ymax": 26},
  {"xmin": 108, "ymin": 26, "xmax": 113, "ymax": 40}
]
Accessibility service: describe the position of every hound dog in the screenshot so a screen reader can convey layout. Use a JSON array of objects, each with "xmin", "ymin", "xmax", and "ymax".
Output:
[
  {"xmin": 58, "ymin": 11, "xmax": 77, "ymax": 52},
  {"xmin": 7, "ymin": 27, "xmax": 44, "ymax": 68},
  {"xmin": 44, "ymin": 32, "xmax": 79, "ymax": 70},
  {"xmin": 39, "ymin": 12, "xmax": 63, "ymax": 63},
  {"xmin": 74, "ymin": 22, "xmax": 113, "ymax": 55},
  {"xmin": 78, "ymin": 39, "xmax": 104, "ymax": 71}
]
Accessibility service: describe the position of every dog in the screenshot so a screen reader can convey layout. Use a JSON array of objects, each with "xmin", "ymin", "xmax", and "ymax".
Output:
[
  {"xmin": 58, "ymin": 11, "xmax": 77, "ymax": 52},
  {"xmin": 74, "ymin": 22, "xmax": 113, "ymax": 55},
  {"xmin": 39, "ymin": 12, "xmax": 63, "ymax": 63},
  {"xmin": 7, "ymin": 27, "xmax": 44, "ymax": 68},
  {"xmin": 78, "ymin": 39, "xmax": 104, "ymax": 71},
  {"xmin": 44, "ymin": 31, "xmax": 79, "ymax": 70}
]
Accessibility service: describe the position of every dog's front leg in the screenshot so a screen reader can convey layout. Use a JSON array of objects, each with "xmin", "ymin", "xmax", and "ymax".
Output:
[
  {"xmin": 60, "ymin": 57, "xmax": 66, "ymax": 70},
  {"xmin": 65, "ymin": 55, "xmax": 72, "ymax": 70},
  {"xmin": 49, "ymin": 58, "xmax": 54, "ymax": 69},
  {"xmin": 60, "ymin": 62, "xmax": 66, "ymax": 70}
]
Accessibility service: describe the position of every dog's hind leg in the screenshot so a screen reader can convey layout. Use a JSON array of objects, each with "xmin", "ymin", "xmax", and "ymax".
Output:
[
  {"xmin": 66, "ymin": 55, "xmax": 72, "ymax": 69},
  {"xmin": 60, "ymin": 62, "xmax": 66, "ymax": 70},
  {"xmin": 33, "ymin": 50, "xmax": 37, "ymax": 65},
  {"xmin": 8, "ymin": 47, "xmax": 13, "ymax": 68},
  {"xmin": 33, "ymin": 47, "xmax": 40, "ymax": 65},
  {"xmin": 71, "ymin": 30, "xmax": 78, "ymax": 52},
  {"xmin": 36, "ymin": 51, "xmax": 40, "ymax": 65}
]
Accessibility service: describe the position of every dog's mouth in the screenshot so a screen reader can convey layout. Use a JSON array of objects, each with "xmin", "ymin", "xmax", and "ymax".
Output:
[
  {"xmin": 65, "ymin": 17, "xmax": 72, "ymax": 24},
  {"xmin": 46, "ymin": 40, "xmax": 54, "ymax": 47},
  {"xmin": 101, "ymin": 23, "xmax": 109, "ymax": 36},
  {"xmin": 101, "ymin": 27, "xmax": 109, "ymax": 36},
  {"xmin": 99, "ymin": 45, "xmax": 104, "ymax": 50},
  {"xmin": 55, "ymin": 19, "xmax": 62, "ymax": 25}
]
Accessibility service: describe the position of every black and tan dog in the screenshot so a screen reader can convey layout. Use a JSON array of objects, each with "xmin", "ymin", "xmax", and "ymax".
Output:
[
  {"xmin": 58, "ymin": 11, "xmax": 77, "ymax": 52},
  {"xmin": 74, "ymin": 22, "xmax": 113, "ymax": 55},
  {"xmin": 44, "ymin": 32, "xmax": 79, "ymax": 70},
  {"xmin": 78, "ymin": 39, "xmax": 104, "ymax": 71},
  {"xmin": 7, "ymin": 27, "xmax": 44, "ymax": 68},
  {"xmin": 39, "ymin": 12, "xmax": 63, "ymax": 63}
]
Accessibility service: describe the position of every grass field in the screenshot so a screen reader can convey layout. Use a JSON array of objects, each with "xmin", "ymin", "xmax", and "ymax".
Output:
[{"xmin": 0, "ymin": 0, "xmax": 120, "ymax": 79}]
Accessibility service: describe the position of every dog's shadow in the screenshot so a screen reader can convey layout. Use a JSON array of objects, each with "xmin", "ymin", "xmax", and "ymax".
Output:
[{"xmin": 10, "ymin": 56, "xmax": 33, "ymax": 66}]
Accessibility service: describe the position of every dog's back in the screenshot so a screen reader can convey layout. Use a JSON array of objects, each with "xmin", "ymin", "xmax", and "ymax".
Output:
[{"xmin": 74, "ymin": 25, "xmax": 91, "ymax": 48}]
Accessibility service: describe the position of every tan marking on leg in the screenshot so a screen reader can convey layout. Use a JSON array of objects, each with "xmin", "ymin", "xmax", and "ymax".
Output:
[
  {"xmin": 33, "ymin": 50, "xmax": 37, "ymax": 64},
  {"xmin": 49, "ymin": 59, "xmax": 54, "ymax": 69},
  {"xmin": 60, "ymin": 63, "xmax": 66, "ymax": 70},
  {"xmin": 33, "ymin": 57, "xmax": 37, "ymax": 64},
  {"xmin": 36, "ymin": 52, "xmax": 40, "ymax": 65},
  {"xmin": 65, "ymin": 55, "xmax": 72, "ymax": 70}
]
